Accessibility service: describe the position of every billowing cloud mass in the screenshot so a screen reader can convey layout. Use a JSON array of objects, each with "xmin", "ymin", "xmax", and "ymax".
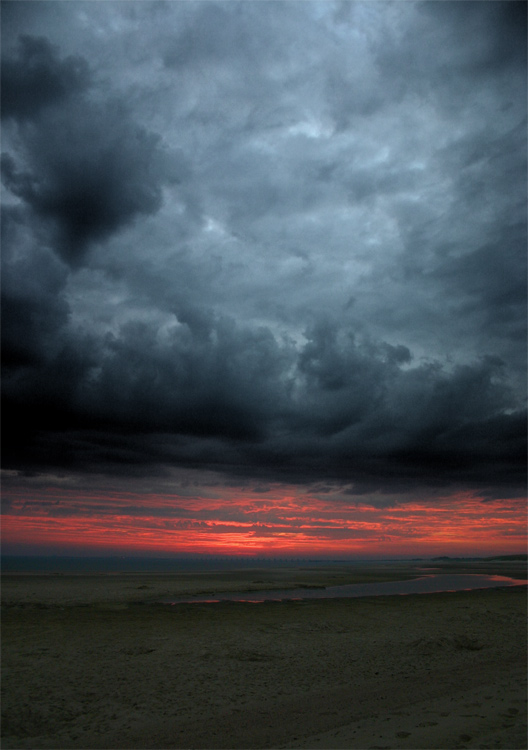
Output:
[{"xmin": 1, "ymin": 1, "xmax": 526, "ymax": 553}]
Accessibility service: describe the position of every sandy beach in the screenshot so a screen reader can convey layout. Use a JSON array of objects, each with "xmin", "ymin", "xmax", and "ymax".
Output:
[{"xmin": 2, "ymin": 563, "xmax": 526, "ymax": 749}]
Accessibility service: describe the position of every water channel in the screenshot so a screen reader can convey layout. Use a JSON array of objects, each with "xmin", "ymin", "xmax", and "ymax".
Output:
[{"xmin": 166, "ymin": 573, "xmax": 527, "ymax": 604}]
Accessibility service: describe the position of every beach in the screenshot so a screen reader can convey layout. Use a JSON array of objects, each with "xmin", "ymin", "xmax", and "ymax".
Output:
[{"xmin": 2, "ymin": 563, "xmax": 526, "ymax": 749}]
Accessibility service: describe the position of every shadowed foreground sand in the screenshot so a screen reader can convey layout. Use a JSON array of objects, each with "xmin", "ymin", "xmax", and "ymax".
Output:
[{"xmin": 1, "ymin": 565, "xmax": 526, "ymax": 749}]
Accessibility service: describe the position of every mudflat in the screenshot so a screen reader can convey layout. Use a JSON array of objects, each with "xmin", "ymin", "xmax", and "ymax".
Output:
[{"xmin": 2, "ymin": 564, "xmax": 526, "ymax": 749}]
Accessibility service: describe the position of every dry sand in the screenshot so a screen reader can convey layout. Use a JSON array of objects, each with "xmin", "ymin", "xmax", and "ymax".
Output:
[{"xmin": 1, "ymin": 564, "xmax": 526, "ymax": 749}]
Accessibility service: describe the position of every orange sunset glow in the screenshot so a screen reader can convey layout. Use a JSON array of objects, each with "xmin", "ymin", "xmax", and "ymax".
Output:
[{"xmin": 2, "ymin": 483, "xmax": 526, "ymax": 558}]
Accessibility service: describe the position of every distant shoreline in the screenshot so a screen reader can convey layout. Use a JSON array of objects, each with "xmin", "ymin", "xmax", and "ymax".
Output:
[{"xmin": 2, "ymin": 552, "xmax": 526, "ymax": 574}]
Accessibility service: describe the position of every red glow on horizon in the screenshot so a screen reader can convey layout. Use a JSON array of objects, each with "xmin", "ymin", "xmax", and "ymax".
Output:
[{"xmin": 2, "ymin": 483, "xmax": 526, "ymax": 558}]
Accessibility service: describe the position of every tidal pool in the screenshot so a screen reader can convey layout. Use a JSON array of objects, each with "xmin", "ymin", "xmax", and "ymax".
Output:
[{"xmin": 166, "ymin": 573, "xmax": 527, "ymax": 604}]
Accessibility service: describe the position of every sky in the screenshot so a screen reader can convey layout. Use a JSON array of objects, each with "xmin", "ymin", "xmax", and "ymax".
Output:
[{"xmin": 1, "ymin": 0, "xmax": 527, "ymax": 559}]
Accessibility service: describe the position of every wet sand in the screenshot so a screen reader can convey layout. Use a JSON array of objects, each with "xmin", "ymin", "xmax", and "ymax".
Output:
[{"xmin": 2, "ymin": 563, "xmax": 526, "ymax": 749}]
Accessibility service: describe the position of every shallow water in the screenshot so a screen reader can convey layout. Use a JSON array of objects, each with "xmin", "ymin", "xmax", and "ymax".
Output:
[{"xmin": 167, "ymin": 573, "xmax": 527, "ymax": 604}]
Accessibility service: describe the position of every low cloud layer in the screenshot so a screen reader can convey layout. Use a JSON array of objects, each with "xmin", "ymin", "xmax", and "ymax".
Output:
[{"xmin": 1, "ymin": 1, "xmax": 526, "ymax": 504}]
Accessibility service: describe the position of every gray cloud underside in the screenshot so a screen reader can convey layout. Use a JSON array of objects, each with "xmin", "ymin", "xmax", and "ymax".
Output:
[{"xmin": 1, "ymin": 1, "xmax": 526, "ymax": 496}]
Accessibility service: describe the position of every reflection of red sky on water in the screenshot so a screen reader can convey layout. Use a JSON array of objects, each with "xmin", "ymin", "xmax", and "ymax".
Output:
[{"xmin": 2, "ymin": 484, "xmax": 526, "ymax": 557}]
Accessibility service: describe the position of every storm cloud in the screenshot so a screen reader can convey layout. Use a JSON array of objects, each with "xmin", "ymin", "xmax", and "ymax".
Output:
[
  {"xmin": 1, "ymin": 1, "xmax": 526, "ymax": 504},
  {"xmin": 1, "ymin": 34, "xmax": 91, "ymax": 121}
]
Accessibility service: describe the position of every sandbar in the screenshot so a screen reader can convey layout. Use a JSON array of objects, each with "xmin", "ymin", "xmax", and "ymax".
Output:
[{"xmin": 2, "ymin": 562, "xmax": 526, "ymax": 749}]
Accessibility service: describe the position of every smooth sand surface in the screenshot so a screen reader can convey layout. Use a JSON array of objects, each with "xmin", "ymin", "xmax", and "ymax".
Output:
[{"xmin": 2, "ymin": 564, "xmax": 526, "ymax": 749}]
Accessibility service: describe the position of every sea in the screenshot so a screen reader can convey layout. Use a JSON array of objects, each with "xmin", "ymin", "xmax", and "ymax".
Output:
[
  {"xmin": 3, "ymin": 555, "xmax": 526, "ymax": 600},
  {"xmin": 1, "ymin": 555, "xmax": 390, "ymax": 574}
]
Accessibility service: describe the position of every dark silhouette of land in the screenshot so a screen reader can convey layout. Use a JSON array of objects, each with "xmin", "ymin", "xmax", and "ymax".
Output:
[{"xmin": 2, "ymin": 560, "xmax": 526, "ymax": 749}]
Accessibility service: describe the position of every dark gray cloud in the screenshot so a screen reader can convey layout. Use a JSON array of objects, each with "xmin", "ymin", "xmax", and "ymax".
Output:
[
  {"xmin": 1, "ymin": 34, "xmax": 91, "ymax": 121},
  {"xmin": 1, "ymin": 86, "xmax": 186, "ymax": 265},
  {"xmin": 1, "ymin": 1, "xmax": 526, "ymax": 502},
  {"xmin": 1, "ymin": 204, "xmax": 69, "ymax": 368}
]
